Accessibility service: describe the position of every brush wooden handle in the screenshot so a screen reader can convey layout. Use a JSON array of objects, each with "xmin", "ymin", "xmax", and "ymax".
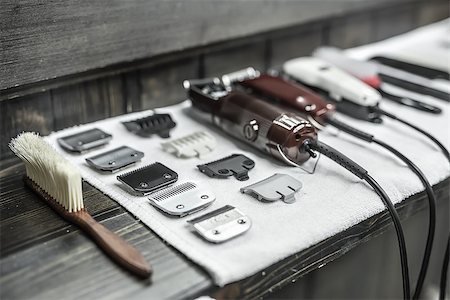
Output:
[
  {"xmin": 23, "ymin": 176, "xmax": 152, "ymax": 279},
  {"xmin": 74, "ymin": 211, "xmax": 152, "ymax": 278}
]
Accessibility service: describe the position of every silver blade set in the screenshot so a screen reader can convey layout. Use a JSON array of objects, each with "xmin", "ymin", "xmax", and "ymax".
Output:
[{"xmin": 56, "ymin": 122, "xmax": 303, "ymax": 243}]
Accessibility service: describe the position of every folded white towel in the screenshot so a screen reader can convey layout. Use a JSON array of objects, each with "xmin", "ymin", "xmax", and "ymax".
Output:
[{"xmin": 45, "ymin": 21, "xmax": 450, "ymax": 286}]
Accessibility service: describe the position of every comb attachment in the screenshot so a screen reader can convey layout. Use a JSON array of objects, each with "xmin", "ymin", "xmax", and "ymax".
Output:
[
  {"xmin": 187, "ymin": 205, "xmax": 251, "ymax": 243},
  {"xmin": 149, "ymin": 182, "xmax": 215, "ymax": 217},
  {"xmin": 240, "ymin": 173, "xmax": 302, "ymax": 204},
  {"xmin": 161, "ymin": 132, "xmax": 216, "ymax": 158},
  {"xmin": 197, "ymin": 154, "xmax": 255, "ymax": 181},
  {"xmin": 86, "ymin": 146, "xmax": 144, "ymax": 172},
  {"xmin": 122, "ymin": 113, "xmax": 176, "ymax": 138},
  {"xmin": 57, "ymin": 128, "xmax": 112, "ymax": 153},
  {"xmin": 117, "ymin": 162, "xmax": 178, "ymax": 195}
]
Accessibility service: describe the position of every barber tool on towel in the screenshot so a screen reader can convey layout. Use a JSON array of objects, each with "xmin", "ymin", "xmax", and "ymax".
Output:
[
  {"xmin": 370, "ymin": 55, "xmax": 450, "ymax": 101},
  {"xmin": 226, "ymin": 67, "xmax": 440, "ymax": 300},
  {"xmin": 283, "ymin": 57, "xmax": 450, "ymax": 163},
  {"xmin": 187, "ymin": 205, "xmax": 251, "ymax": 243},
  {"xmin": 9, "ymin": 132, "xmax": 152, "ymax": 279},
  {"xmin": 184, "ymin": 78, "xmax": 412, "ymax": 299},
  {"xmin": 122, "ymin": 113, "xmax": 176, "ymax": 138},
  {"xmin": 312, "ymin": 47, "xmax": 442, "ymax": 113},
  {"xmin": 58, "ymin": 128, "xmax": 112, "ymax": 153}
]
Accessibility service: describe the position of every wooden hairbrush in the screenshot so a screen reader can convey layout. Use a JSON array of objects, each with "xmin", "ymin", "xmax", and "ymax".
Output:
[{"xmin": 10, "ymin": 132, "xmax": 152, "ymax": 279}]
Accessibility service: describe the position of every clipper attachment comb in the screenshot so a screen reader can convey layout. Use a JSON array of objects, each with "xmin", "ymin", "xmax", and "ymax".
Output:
[
  {"xmin": 122, "ymin": 113, "xmax": 176, "ymax": 138},
  {"xmin": 149, "ymin": 182, "xmax": 215, "ymax": 217},
  {"xmin": 240, "ymin": 173, "xmax": 302, "ymax": 204},
  {"xmin": 197, "ymin": 154, "xmax": 255, "ymax": 181},
  {"xmin": 187, "ymin": 205, "xmax": 251, "ymax": 243},
  {"xmin": 117, "ymin": 162, "xmax": 178, "ymax": 195},
  {"xmin": 86, "ymin": 146, "xmax": 144, "ymax": 172},
  {"xmin": 161, "ymin": 132, "xmax": 216, "ymax": 158},
  {"xmin": 57, "ymin": 128, "xmax": 112, "ymax": 153}
]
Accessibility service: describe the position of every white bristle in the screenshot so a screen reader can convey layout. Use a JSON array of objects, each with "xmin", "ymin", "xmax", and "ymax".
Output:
[{"xmin": 9, "ymin": 132, "xmax": 84, "ymax": 212}]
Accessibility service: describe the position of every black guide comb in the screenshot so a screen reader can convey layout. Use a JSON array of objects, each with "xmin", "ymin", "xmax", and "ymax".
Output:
[
  {"xmin": 117, "ymin": 162, "xmax": 178, "ymax": 195},
  {"xmin": 122, "ymin": 113, "xmax": 176, "ymax": 138},
  {"xmin": 197, "ymin": 154, "xmax": 255, "ymax": 181}
]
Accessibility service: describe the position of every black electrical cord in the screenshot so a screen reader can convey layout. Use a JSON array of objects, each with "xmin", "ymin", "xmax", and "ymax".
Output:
[
  {"xmin": 304, "ymin": 140, "xmax": 411, "ymax": 300},
  {"xmin": 440, "ymin": 235, "xmax": 450, "ymax": 300},
  {"xmin": 326, "ymin": 116, "xmax": 436, "ymax": 299},
  {"xmin": 373, "ymin": 107, "xmax": 450, "ymax": 162}
]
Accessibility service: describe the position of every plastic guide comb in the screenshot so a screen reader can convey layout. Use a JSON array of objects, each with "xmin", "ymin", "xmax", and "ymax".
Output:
[
  {"xmin": 86, "ymin": 146, "xmax": 144, "ymax": 172},
  {"xmin": 57, "ymin": 128, "xmax": 112, "ymax": 153},
  {"xmin": 197, "ymin": 154, "xmax": 255, "ymax": 181},
  {"xmin": 161, "ymin": 132, "xmax": 216, "ymax": 158},
  {"xmin": 122, "ymin": 113, "xmax": 176, "ymax": 138},
  {"xmin": 240, "ymin": 173, "xmax": 302, "ymax": 204}
]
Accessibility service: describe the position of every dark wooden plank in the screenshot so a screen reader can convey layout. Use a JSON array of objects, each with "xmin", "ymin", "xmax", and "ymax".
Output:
[
  {"xmin": 416, "ymin": 0, "xmax": 450, "ymax": 26},
  {"xmin": 139, "ymin": 57, "xmax": 199, "ymax": 110},
  {"xmin": 203, "ymin": 39, "xmax": 267, "ymax": 77},
  {"xmin": 374, "ymin": 4, "xmax": 416, "ymax": 41},
  {"xmin": 0, "ymin": 159, "xmax": 212, "ymax": 300},
  {"xmin": 0, "ymin": 92, "xmax": 53, "ymax": 160},
  {"xmin": 0, "ymin": 0, "xmax": 418, "ymax": 93},
  {"xmin": 0, "ymin": 160, "xmax": 122, "ymax": 256},
  {"xmin": 326, "ymin": 12, "xmax": 375, "ymax": 48},
  {"xmin": 51, "ymin": 79, "xmax": 113, "ymax": 130},
  {"xmin": 269, "ymin": 23, "xmax": 323, "ymax": 68}
]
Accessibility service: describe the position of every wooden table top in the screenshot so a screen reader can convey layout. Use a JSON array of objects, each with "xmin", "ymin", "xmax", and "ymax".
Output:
[{"xmin": 1, "ymin": 157, "xmax": 448, "ymax": 299}]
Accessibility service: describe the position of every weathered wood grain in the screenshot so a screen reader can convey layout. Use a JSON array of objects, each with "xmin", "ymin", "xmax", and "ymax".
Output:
[
  {"xmin": 374, "ymin": 5, "xmax": 416, "ymax": 41},
  {"xmin": 269, "ymin": 23, "xmax": 324, "ymax": 68},
  {"xmin": 0, "ymin": 0, "xmax": 420, "ymax": 93},
  {"xmin": 2, "ymin": 157, "xmax": 448, "ymax": 299},
  {"xmin": 326, "ymin": 12, "xmax": 375, "ymax": 48},
  {"xmin": 0, "ymin": 92, "xmax": 53, "ymax": 160},
  {"xmin": 139, "ymin": 57, "xmax": 199, "ymax": 110},
  {"xmin": 0, "ymin": 159, "xmax": 211, "ymax": 300},
  {"xmin": 203, "ymin": 39, "xmax": 267, "ymax": 77}
]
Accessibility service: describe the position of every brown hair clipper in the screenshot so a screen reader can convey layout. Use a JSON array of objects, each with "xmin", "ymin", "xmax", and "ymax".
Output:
[{"xmin": 184, "ymin": 79, "xmax": 318, "ymax": 166}]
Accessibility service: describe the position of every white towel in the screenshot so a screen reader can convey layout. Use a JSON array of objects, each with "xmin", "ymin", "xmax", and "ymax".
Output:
[{"xmin": 45, "ymin": 22, "xmax": 450, "ymax": 286}]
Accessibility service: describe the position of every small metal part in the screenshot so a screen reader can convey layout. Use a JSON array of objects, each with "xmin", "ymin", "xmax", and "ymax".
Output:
[
  {"xmin": 187, "ymin": 205, "xmax": 251, "ymax": 243},
  {"xmin": 240, "ymin": 173, "xmax": 302, "ymax": 204},
  {"xmin": 122, "ymin": 113, "xmax": 176, "ymax": 138},
  {"xmin": 149, "ymin": 182, "xmax": 215, "ymax": 217},
  {"xmin": 57, "ymin": 128, "xmax": 112, "ymax": 153},
  {"xmin": 197, "ymin": 154, "xmax": 255, "ymax": 181},
  {"xmin": 221, "ymin": 67, "xmax": 260, "ymax": 87},
  {"xmin": 85, "ymin": 146, "xmax": 144, "ymax": 172},
  {"xmin": 161, "ymin": 131, "xmax": 216, "ymax": 158},
  {"xmin": 117, "ymin": 162, "xmax": 178, "ymax": 195},
  {"xmin": 243, "ymin": 120, "xmax": 259, "ymax": 141}
]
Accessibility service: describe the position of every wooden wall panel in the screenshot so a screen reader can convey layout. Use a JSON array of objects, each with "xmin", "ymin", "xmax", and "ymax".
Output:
[
  {"xmin": 139, "ymin": 57, "xmax": 199, "ymax": 110},
  {"xmin": 326, "ymin": 12, "xmax": 375, "ymax": 48},
  {"xmin": 0, "ymin": 92, "xmax": 53, "ymax": 160},
  {"xmin": 203, "ymin": 40, "xmax": 267, "ymax": 77},
  {"xmin": 374, "ymin": 5, "xmax": 416, "ymax": 41},
  {"xmin": 270, "ymin": 24, "xmax": 323, "ymax": 68},
  {"xmin": 1, "ymin": 0, "xmax": 413, "ymax": 91},
  {"xmin": 416, "ymin": 1, "xmax": 450, "ymax": 26}
]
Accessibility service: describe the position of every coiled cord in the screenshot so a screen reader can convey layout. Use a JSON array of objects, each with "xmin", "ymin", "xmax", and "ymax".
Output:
[{"xmin": 305, "ymin": 140, "xmax": 411, "ymax": 300}]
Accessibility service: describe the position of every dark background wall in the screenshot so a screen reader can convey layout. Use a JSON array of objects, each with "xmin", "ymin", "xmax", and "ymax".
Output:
[{"xmin": 1, "ymin": 0, "xmax": 448, "ymax": 160}]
